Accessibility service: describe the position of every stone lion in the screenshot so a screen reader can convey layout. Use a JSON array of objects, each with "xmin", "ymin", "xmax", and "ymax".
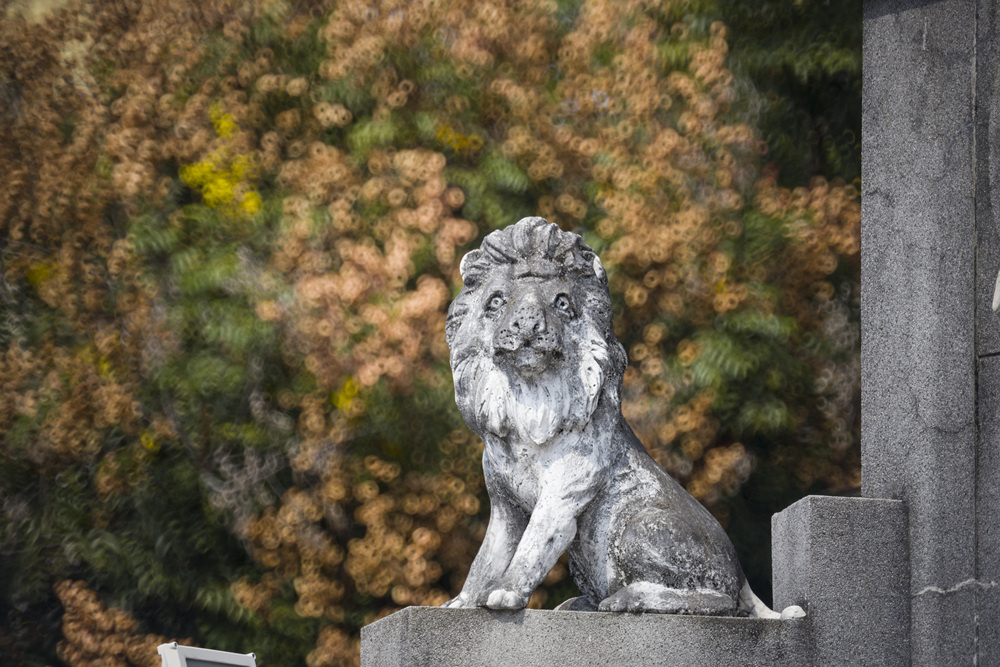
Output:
[{"xmin": 442, "ymin": 217, "xmax": 799, "ymax": 618}]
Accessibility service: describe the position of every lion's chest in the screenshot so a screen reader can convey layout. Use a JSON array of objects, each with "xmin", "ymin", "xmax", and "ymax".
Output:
[
  {"xmin": 483, "ymin": 437, "xmax": 551, "ymax": 511},
  {"xmin": 483, "ymin": 430, "xmax": 607, "ymax": 514}
]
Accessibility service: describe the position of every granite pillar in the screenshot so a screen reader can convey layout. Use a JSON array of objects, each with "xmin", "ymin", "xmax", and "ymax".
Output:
[{"xmin": 863, "ymin": 0, "xmax": 999, "ymax": 663}]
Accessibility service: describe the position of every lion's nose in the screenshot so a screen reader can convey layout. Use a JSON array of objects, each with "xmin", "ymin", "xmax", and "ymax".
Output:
[
  {"xmin": 510, "ymin": 304, "xmax": 546, "ymax": 336},
  {"xmin": 494, "ymin": 303, "xmax": 548, "ymax": 352}
]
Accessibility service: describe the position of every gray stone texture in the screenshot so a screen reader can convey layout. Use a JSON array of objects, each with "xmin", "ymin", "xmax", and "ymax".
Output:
[
  {"xmin": 976, "ymin": 3, "xmax": 1000, "ymax": 662},
  {"xmin": 977, "ymin": 356, "xmax": 1000, "ymax": 664},
  {"xmin": 771, "ymin": 496, "xmax": 909, "ymax": 666},
  {"xmin": 360, "ymin": 607, "xmax": 811, "ymax": 667},
  {"xmin": 863, "ymin": 1, "xmax": 981, "ymax": 664}
]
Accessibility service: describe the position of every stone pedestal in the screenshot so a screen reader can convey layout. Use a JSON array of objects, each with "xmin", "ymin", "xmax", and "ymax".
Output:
[{"xmin": 360, "ymin": 607, "xmax": 811, "ymax": 667}]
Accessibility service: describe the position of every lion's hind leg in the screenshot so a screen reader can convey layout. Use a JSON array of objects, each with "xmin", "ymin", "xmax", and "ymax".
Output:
[{"xmin": 597, "ymin": 582, "xmax": 737, "ymax": 615}]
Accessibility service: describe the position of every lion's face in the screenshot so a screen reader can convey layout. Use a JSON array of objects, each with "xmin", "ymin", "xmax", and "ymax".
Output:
[{"xmin": 447, "ymin": 218, "xmax": 626, "ymax": 445}]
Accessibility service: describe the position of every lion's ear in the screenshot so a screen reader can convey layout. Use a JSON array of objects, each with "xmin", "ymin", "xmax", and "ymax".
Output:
[
  {"xmin": 460, "ymin": 250, "xmax": 481, "ymax": 280},
  {"xmin": 592, "ymin": 255, "xmax": 606, "ymax": 282}
]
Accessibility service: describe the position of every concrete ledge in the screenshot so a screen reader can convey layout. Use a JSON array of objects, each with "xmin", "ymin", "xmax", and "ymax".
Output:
[{"xmin": 360, "ymin": 606, "xmax": 812, "ymax": 667}]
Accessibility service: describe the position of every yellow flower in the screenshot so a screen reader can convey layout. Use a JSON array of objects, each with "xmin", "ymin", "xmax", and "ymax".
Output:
[
  {"xmin": 201, "ymin": 175, "xmax": 237, "ymax": 209},
  {"xmin": 26, "ymin": 260, "xmax": 57, "ymax": 288},
  {"xmin": 179, "ymin": 107, "xmax": 262, "ymax": 219},
  {"xmin": 140, "ymin": 431, "xmax": 160, "ymax": 453},
  {"xmin": 332, "ymin": 377, "xmax": 360, "ymax": 412},
  {"xmin": 231, "ymin": 154, "xmax": 257, "ymax": 181},
  {"xmin": 210, "ymin": 104, "xmax": 238, "ymax": 138},
  {"xmin": 241, "ymin": 191, "xmax": 262, "ymax": 216}
]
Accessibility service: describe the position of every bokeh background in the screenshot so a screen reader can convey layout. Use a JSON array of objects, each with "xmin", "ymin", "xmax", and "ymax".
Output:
[{"xmin": 0, "ymin": 0, "xmax": 860, "ymax": 664}]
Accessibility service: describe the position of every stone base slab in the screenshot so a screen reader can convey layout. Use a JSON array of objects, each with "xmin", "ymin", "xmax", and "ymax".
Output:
[{"xmin": 360, "ymin": 606, "xmax": 811, "ymax": 667}]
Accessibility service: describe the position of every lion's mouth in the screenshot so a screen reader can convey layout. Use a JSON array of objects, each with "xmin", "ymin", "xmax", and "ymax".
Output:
[{"xmin": 496, "ymin": 343, "xmax": 560, "ymax": 375}]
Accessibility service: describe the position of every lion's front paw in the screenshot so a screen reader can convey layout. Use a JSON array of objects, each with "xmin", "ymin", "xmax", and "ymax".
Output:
[{"xmin": 486, "ymin": 588, "xmax": 528, "ymax": 610}]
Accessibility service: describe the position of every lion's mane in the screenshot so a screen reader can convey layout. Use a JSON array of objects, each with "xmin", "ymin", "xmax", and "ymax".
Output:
[{"xmin": 447, "ymin": 218, "xmax": 628, "ymax": 444}]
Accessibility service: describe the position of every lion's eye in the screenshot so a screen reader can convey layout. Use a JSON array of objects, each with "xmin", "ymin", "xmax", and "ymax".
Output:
[
  {"xmin": 484, "ymin": 293, "xmax": 506, "ymax": 314},
  {"xmin": 554, "ymin": 294, "xmax": 575, "ymax": 316}
]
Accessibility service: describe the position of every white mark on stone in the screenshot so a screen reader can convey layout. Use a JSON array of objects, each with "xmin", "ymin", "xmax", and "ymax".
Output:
[
  {"xmin": 992, "ymin": 268, "xmax": 1000, "ymax": 311},
  {"xmin": 922, "ymin": 18, "xmax": 928, "ymax": 51},
  {"xmin": 913, "ymin": 578, "xmax": 998, "ymax": 597}
]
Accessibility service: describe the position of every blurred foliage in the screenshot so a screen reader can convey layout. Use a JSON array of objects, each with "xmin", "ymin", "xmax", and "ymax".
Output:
[
  {"xmin": 701, "ymin": 0, "xmax": 861, "ymax": 185},
  {"xmin": 0, "ymin": 0, "xmax": 859, "ymax": 665}
]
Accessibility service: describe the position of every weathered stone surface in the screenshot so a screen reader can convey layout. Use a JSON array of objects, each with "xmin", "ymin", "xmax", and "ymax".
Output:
[
  {"xmin": 976, "ymin": 355, "xmax": 1000, "ymax": 664},
  {"xmin": 441, "ymin": 218, "xmax": 771, "ymax": 616},
  {"xmin": 862, "ymin": 1, "xmax": 978, "ymax": 663},
  {"xmin": 360, "ymin": 607, "xmax": 812, "ymax": 667},
  {"xmin": 977, "ymin": 3, "xmax": 1000, "ymax": 658},
  {"xmin": 772, "ymin": 496, "xmax": 909, "ymax": 666}
]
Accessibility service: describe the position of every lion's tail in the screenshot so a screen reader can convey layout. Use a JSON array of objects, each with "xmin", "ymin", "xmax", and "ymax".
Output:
[{"xmin": 737, "ymin": 582, "xmax": 806, "ymax": 620}]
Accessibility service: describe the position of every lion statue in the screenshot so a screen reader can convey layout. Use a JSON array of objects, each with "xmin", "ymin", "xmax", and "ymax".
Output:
[{"xmin": 442, "ymin": 217, "xmax": 800, "ymax": 618}]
